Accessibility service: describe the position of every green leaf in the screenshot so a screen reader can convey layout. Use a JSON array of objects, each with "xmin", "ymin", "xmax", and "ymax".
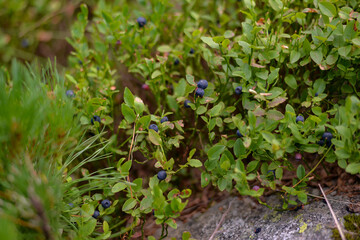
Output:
[
  {"xmin": 247, "ymin": 160, "xmax": 259, "ymax": 172},
  {"xmin": 298, "ymin": 192, "xmax": 308, "ymax": 204},
  {"xmin": 208, "ymin": 102, "xmax": 225, "ymax": 117},
  {"xmin": 182, "ymin": 232, "xmax": 192, "ymax": 240},
  {"xmin": 269, "ymin": 0, "xmax": 283, "ymax": 11},
  {"xmin": 124, "ymin": 87, "xmax": 134, "ymax": 108},
  {"xmin": 296, "ymin": 165, "xmax": 306, "ymax": 179},
  {"xmin": 267, "ymin": 110, "xmax": 284, "ymax": 120},
  {"xmin": 185, "ymin": 74, "xmax": 196, "ymax": 85},
  {"xmin": 345, "ymin": 163, "xmax": 360, "ymax": 174},
  {"xmin": 157, "ymin": 45, "xmax": 172, "ymax": 52},
  {"xmin": 121, "ymin": 104, "xmax": 136, "ymax": 123},
  {"xmin": 319, "ymin": 2, "xmax": 337, "ymax": 18},
  {"xmin": 148, "ymin": 129, "xmax": 162, "ymax": 145},
  {"xmin": 80, "ymin": 218, "xmax": 97, "ymax": 236},
  {"xmin": 284, "ymin": 74, "xmax": 297, "ymax": 89},
  {"xmin": 234, "ymin": 139, "xmax": 246, "ymax": 158},
  {"xmin": 310, "ymin": 50, "xmax": 323, "ymax": 65},
  {"xmin": 290, "ymin": 50, "xmax": 301, "ymax": 64},
  {"xmin": 207, "ymin": 145, "xmax": 225, "ymax": 160},
  {"xmin": 351, "ymin": 38, "xmax": 360, "ymax": 46},
  {"xmin": 196, "ymin": 106, "xmax": 207, "ymax": 115},
  {"xmin": 188, "ymin": 159, "xmax": 202, "ymax": 167},
  {"xmin": 201, "ymin": 37, "xmax": 219, "ymax": 49},
  {"xmin": 122, "ymin": 198, "xmax": 137, "ymax": 212},
  {"xmin": 112, "ymin": 182, "xmax": 127, "ymax": 193},
  {"xmin": 151, "ymin": 70, "xmax": 162, "ymax": 79},
  {"xmin": 103, "ymin": 221, "xmax": 109, "ymax": 233}
]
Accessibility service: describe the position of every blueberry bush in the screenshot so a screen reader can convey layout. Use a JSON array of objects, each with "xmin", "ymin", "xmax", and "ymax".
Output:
[{"xmin": 1, "ymin": 0, "xmax": 360, "ymax": 239}]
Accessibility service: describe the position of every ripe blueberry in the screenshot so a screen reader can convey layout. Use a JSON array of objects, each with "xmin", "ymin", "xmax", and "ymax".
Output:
[
  {"xmin": 315, "ymin": 92, "xmax": 319, "ymax": 97},
  {"xmin": 91, "ymin": 115, "xmax": 101, "ymax": 125},
  {"xmin": 92, "ymin": 210, "xmax": 100, "ymax": 219},
  {"xmin": 322, "ymin": 132, "xmax": 333, "ymax": 141},
  {"xmin": 21, "ymin": 39, "xmax": 29, "ymax": 48},
  {"xmin": 137, "ymin": 17, "xmax": 147, "ymax": 27},
  {"xmin": 184, "ymin": 100, "xmax": 191, "ymax": 108},
  {"xmin": 101, "ymin": 199, "xmax": 111, "ymax": 209},
  {"xmin": 236, "ymin": 130, "xmax": 243, "ymax": 137},
  {"xmin": 296, "ymin": 115, "xmax": 304, "ymax": 123},
  {"xmin": 68, "ymin": 203, "xmax": 74, "ymax": 207},
  {"xmin": 195, "ymin": 88, "xmax": 205, "ymax": 97},
  {"xmin": 189, "ymin": 48, "xmax": 195, "ymax": 54},
  {"xmin": 174, "ymin": 58, "xmax": 180, "ymax": 66},
  {"xmin": 254, "ymin": 228, "xmax": 261, "ymax": 234},
  {"xmin": 149, "ymin": 124, "xmax": 159, "ymax": 132},
  {"xmin": 157, "ymin": 170, "xmax": 167, "ymax": 181},
  {"xmin": 318, "ymin": 140, "xmax": 325, "ymax": 146},
  {"xmin": 78, "ymin": 60, "xmax": 83, "ymax": 65},
  {"xmin": 160, "ymin": 116, "xmax": 168, "ymax": 123},
  {"xmin": 197, "ymin": 79, "xmax": 208, "ymax": 90},
  {"xmin": 235, "ymin": 86, "xmax": 242, "ymax": 95},
  {"xmin": 66, "ymin": 90, "xmax": 75, "ymax": 98},
  {"xmin": 295, "ymin": 153, "xmax": 302, "ymax": 161}
]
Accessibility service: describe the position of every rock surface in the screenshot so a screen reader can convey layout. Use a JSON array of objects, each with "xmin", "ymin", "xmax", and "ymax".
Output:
[{"xmin": 162, "ymin": 190, "xmax": 359, "ymax": 240}]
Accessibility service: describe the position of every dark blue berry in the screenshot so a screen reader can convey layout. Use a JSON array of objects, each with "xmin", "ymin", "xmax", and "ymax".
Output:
[
  {"xmin": 174, "ymin": 58, "xmax": 180, "ymax": 65},
  {"xmin": 236, "ymin": 130, "xmax": 243, "ymax": 137},
  {"xmin": 157, "ymin": 170, "xmax": 167, "ymax": 181},
  {"xmin": 92, "ymin": 210, "xmax": 100, "ymax": 219},
  {"xmin": 66, "ymin": 90, "xmax": 75, "ymax": 98},
  {"xmin": 160, "ymin": 117, "xmax": 168, "ymax": 123},
  {"xmin": 322, "ymin": 132, "xmax": 333, "ymax": 141},
  {"xmin": 315, "ymin": 92, "xmax": 319, "ymax": 97},
  {"xmin": 101, "ymin": 199, "xmax": 111, "ymax": 209},
  {"xmin": 235, "ymin": 86, "xmax": 242, "ymax": 95},
  {"xmin": 184, "ymin": 100, "xmax": 191, "ymax": 108},
  {"xmin": 267, "ymin": 170, "xmax": 275, "ymax": 178},
  {"xmin": 21, "ymin": 39, "xmax": 29, "ymax": 48},
  {"xmin": 91, "ymin": 115, "xmax": 101, "ymax": 125},
  {"xmin": 326, "ymin": 139, "xmax": 332, "ymax": 147},
  {"xmin": 68, "ymin": 203, "xmax": 74, "ymax": 207},
  {"xmin": 318, "ymin": 140, "xmax": 325, "ymax": 146},
  {"xmin": 197, "ymin": 79, "xmax": 208, "ymax": 90},
  {"xmin": 296, "ymin": 115, "xmax": 304, "ymax": 123},
  {"xmin": 254, "ymin": 228, "xmax": 261, "ymax": 234},
  {"xmin": 149, "ymin": 124, "xmax": 159, "ymax": 132},
  {"xmin": 189, "ymin": 48, "xmax": 195, "ymax": 54},
  {"xmin": 137, "ymin": 17, "xmax": 147, "ymax": 27},
  {"xmin": 78, "ymin": 60, "xmax": 83, "ymax": 65},
  {"xmin": 195, "ymin": 88, "xmax": 205, "ymax": 97}
]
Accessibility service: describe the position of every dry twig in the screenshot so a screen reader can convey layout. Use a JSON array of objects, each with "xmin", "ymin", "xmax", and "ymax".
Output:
[
  {"xmin": 208, "ymin": 199, "xmax": 234, "ymax": 240},
  {"xmin": 318, "ymin": 184, "xmax": 346, "ymax": 240}
]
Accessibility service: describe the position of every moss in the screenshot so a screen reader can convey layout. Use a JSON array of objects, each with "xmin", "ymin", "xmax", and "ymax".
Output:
[
  {"xmin": 332, "ymin": 214, "xmax": 360, "ymax": 240},
  {"xmin": 299, "ymin": 222, "xmax": 308, "ymax": 233}
]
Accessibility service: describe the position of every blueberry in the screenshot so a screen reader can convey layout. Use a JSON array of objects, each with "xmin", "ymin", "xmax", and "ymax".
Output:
[
  {"xmin": 160, "ymin": 116, "xmax": 168, "ymax": 123},
  {"xmin": 315, "ymin": 92, "xmax": 319, "ymax": 97},
  {"xmin": 68, "ymin": 203, "xmax": 74, "ymax": 207},
  {"xmin": 189, "ymin": 48, "xmax": 195, "ymax": 54},
  {"xmin": 195, "ymin": 88, "xmax": 205, "ymax": 97},
  {"xmin": 322, "ymin": 132, "xmax": 333, "ymax": 141},
  {"xmin": 137, "ymin": 17, "xmax": 147, "ymax": 27},
  {"xmin": 91, "ymin": 115, "xmax": 101, "ymax": 125},
  {"xmin": 197, "ymin": 79, "xmax": 208, "ymax": 90},
  {"xmin": 21, "ymin": 39, "xmax": 29, "ymax": 48},
  {"xmin": 236, "ymin": 130, "xmax": 243, "ymax": 137},
  {"xmin": 318, "ymin": 140, "xmax": 325, "ymax": 146},
  {"xmin": 78, "ymin": 60, "xmax": 83, "ymax": 65},
  {"xmin": 174, "ymin": 58, "xmax": 180, "ymax": 66},
  {"xmin": 66, "ymin": 90, "xmax": 75, "ymax": 98},
  {"xmin": 254, "ymin": 227, "xmax": 261, "ymax": 234},
  {"xmin": 326, "ymin": 139, "xmax": 332, "ymax": 147},
  {"xmin": 149, "ymin": 124, "xmax": 159, "ymax": 132},
  {"xmin": 157, "ymin": 170, "xmax": 167, "ymax": 181},
  {"xmin": 101, "ymin": 199, "xmax": 111, "ymax": 209},
  {"xmin": 92, "ymin": 210, "xmax": 100, "ymax": 219},
  {"xmin": 184, "ymin": 100, "xmax": 191, "ymax": 108},
  {"xmin": 235, "ymin": 86, "xmax": 242, "ymax": 95},
  {"xmin": 296, "ymin": 115, "xmax": 304, "ymax": 123},
  {"xmin": 295, "ymin": 153, "xmax": 302, "ymax": 161}
]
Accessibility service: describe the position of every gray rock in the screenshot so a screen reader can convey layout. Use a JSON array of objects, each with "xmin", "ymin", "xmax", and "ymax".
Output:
[{"xmin": 161, "ymin": 190, "xmax": 360, "ymax": 240}]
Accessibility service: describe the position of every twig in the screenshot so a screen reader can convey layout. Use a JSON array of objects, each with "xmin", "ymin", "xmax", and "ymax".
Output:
[
  {"xmin": 208, "ymin": 199, "xmax": 234, "ymax": 240},
  {"xmin": 126, "ymin": 119, "xmax": 138, "ymax": 199},
  {"xmin": 318, "ymin": 184, "xmax": 346, "ymax": 240}
]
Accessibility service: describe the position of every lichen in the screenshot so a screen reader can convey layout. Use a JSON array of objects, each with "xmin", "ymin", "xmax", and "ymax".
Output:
[
  {"xmin": 332, "ymin": 214, "xmax": 360, "ymax": 240},
  {"xmin": 315, "ymin": 224, "xmax": 322, "ymax": 231},
  {"xmin": 299, "ymin": 221, "xmax": 308, "ymax": 233}
]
